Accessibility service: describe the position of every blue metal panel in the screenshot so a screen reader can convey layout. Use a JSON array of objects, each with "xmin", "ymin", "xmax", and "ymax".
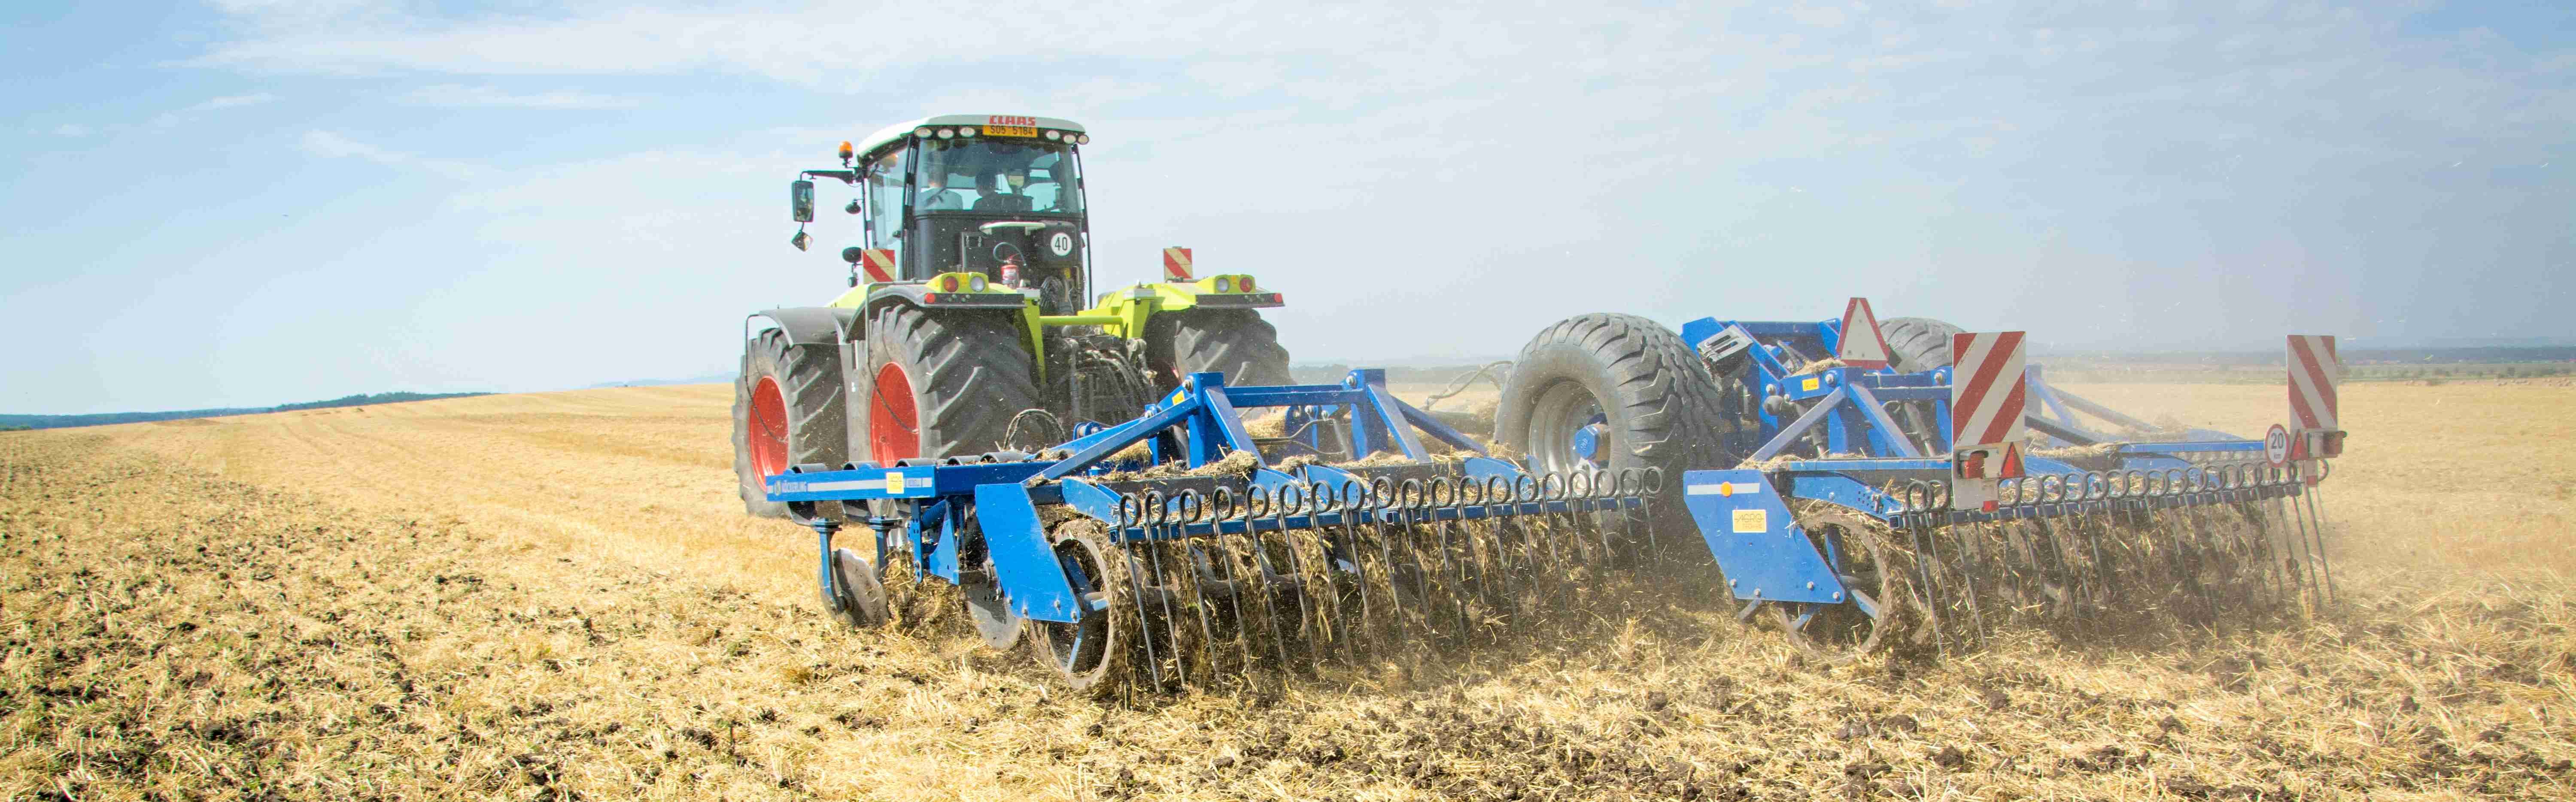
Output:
[
  {"xmin": 1196, "ymin": 375, "xmax": 1267, "ymax": 460},
  {"xmin": 766, "ymin": 464, "xmax": 939, "ymax": 502},
  {"xmin": 924, "ymin": 503, "xmax": 961, "ymax": 581},
  {"xmin": 973, "ymin": 484, "xmax": 1083, "ymax": 623},
  {"xmin": 1679, "ymin": 469, "xmax": 1845, "ymax": 604},
  {"xmin": 1222, "ymin": 386, "xmax": 1373, "ymax": 407},
  {"xmin": 1783, "ymin": 371, "xmax": 1837, "ymax": 401},
  {"xmin": 1679, "ymin": 317, "xmax": 1722, "ymax": 347},
  {"xmin": 1057, "ymin": 478, "xmax": 1122, "ymax": 524}
]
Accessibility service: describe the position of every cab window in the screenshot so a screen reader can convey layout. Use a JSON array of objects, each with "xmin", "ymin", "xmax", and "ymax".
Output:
[{"xmin": 914, "ymin": 139, "xmax": 1082, "ymax": 214}]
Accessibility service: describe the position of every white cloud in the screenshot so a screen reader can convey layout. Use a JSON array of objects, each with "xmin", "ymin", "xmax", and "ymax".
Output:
[
  {"xmin": 148, "ymin": 92, "xmax": 283, "ymax": 128},
  {"xmin": 299, "ymin": 130, "xmax": 485, "ymax": 179},
  {"xmin": 399, "ymin": 84, "xmax": 638, "ymax": 109},
  {"xmin": 193, "ymin": 92, "xmax": 280, "ymax": 110}
]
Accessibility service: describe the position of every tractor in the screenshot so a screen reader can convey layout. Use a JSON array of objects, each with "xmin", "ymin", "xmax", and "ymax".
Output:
[{"xmin": 735, "ymin": 115, "xmax": 1291, "ymax": 517}]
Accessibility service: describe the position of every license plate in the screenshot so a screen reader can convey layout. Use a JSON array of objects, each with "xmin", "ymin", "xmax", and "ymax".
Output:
[{"xmin": 984, "ymin": 125, "xmax": 1039, "ymax": 138}]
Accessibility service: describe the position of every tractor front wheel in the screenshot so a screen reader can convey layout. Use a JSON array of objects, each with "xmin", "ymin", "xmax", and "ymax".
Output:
[
  {"xmin": 860, "ymin": 304, "xmax": 1042, "ymax": 465},
  {"xmin": 1144, "ymin": 309, "xmax": 1291, "ymax": 395},
  {"xmin": 733, "ymin": 328, "xmax": 848, "ymax": 518}
]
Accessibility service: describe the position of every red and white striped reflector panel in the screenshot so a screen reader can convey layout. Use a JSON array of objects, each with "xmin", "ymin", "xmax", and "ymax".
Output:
[
  {"xmin": 1950, "ymin": 331, "xmax": 2028, "ymax": 449},
  {"xmin": 1162, "ymin": 247, "xmax": 1194, "ymax": 281},
  {"xmin": 860, "ymin": 248, "xmax": 897, "ymax": 283},
  {"xmin": 2287, "ymin": 335, "xmax": 2339, "ymax": 433}
]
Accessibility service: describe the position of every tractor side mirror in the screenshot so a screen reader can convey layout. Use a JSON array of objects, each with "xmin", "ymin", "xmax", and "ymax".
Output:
[{"xmin": 791, "ymin": 179, "xmax": 816, "ymax": 223}]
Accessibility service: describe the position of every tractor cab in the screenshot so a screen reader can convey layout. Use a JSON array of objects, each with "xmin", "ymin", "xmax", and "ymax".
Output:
[{"xmin": 794, "ymin": 115, "xmax": 1093, "ymax": 314}]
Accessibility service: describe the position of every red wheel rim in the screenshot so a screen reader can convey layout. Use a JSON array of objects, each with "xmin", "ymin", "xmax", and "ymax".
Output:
[
  {"xmin": 748, "ymin": 376, "xmax": 791, "ymax": 478},
  {"xmin": 869, "ymin": 363, "xmax": 920, "ymax": 466}
]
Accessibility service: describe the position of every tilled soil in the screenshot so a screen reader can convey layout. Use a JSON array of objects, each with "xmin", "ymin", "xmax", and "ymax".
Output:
[{"xmin": 3, "ymin": 384, "xmax": 2573, "ymax": 800}]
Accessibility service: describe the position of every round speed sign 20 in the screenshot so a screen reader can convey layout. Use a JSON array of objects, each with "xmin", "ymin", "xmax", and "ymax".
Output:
[{"xmin": 2264, "ymin": 424, "xmax": 2293, "ymax": 467}]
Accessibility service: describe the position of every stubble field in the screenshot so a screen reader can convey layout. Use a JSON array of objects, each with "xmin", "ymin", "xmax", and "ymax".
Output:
[{"xmin": 3, "ymin": 380, "xmax": 2572, "ymax": 800}]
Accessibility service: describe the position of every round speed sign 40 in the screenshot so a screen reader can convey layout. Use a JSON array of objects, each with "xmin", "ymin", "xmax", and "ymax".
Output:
[{"xmin": 2264, "ymin": 424, "xmax": 2293, "ymax": 467}]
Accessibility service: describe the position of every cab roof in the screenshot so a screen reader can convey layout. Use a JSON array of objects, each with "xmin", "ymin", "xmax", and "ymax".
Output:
[{"xmin": 850, "ymin": 114, "xmax": 1088, "ymax": 161}]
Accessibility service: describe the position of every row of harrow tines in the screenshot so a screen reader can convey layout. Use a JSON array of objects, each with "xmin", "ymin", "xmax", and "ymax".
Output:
[
  {"xmin": 764, "ymin": 369, "xmax": 1669, "ymax": 699},
  {"xmin": 1686, "ymin": 450, "xmax": 2337, "ymax": 661},
  {"xmin": 1058, "ymin": 464, "xmax": 1664, "ymax": 696}
]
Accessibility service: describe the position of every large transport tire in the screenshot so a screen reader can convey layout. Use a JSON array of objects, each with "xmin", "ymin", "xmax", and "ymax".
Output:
[
  {"xmin": 1496, "ymin": 313, "xmax": 1729, "ymax": 524},
  {"xmin": 734, "ymin": 328, "xmax": 849, "ymax": 518},
  {"xmin": 1880, "ymin": 317, "xmax": 1965, "ymax": 373},
  {"xmin": 859, "ymin": 303, "xmax": 1043, "ymax": 466},
  {"xmin": 1144, "ymin": 309, "xmax": 1291, "ymax": 394}
]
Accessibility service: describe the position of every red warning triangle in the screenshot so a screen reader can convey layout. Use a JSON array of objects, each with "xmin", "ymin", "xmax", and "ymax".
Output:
[
  {"xmin": 1837, "ymin": 297, "xmax": 1894, "ymax": 370},
  {"xmin": 2287, "ymin": 433, "xmax": 2309, "ymax": 461},
  {"xmin": 1996, "ymin": 442, "xmax": 2025, "ymax": 479}
]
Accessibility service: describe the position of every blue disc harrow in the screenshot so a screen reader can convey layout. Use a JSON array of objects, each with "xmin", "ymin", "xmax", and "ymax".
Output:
[
  {"xmin": 765, "ymin": 369, "xmax": 1662, "ymax": 696},
  {"xmin": 1662, "ymin": 313, "xmax": 2344, "ymax": 657}
]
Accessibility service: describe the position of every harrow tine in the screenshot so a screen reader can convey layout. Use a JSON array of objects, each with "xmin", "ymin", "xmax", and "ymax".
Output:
[
  {"xmin": 1121, "ymin": 525, "xmax": 1164, "ymax": 692},
  {"xmin": 1905, "ymin": 511, "xmax": 1948, "ymax": 654},
  {"xmin": 1206, "ymin": 490, "xmax": 1255, "ymax": 687},
  {"xmin": 2284, "ymin": 490, "xmax": 2319, "ymax": 606},
  {"xmin": 1209, "ymin": 519, "xmax": 1261, "ymax": 686},
  {"xmin": 2303, "ymin": 487, "xmax": 2336, "ymax": 602}
]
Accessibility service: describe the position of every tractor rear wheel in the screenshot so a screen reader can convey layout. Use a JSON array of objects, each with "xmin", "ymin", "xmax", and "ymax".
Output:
[
  {"xmin": 860, "ymin": 304, "xmax": 1042, "ymax": 465},
  {"xmin": 1881, "ymin": 317, "xmax": 1965, "ymax": 372},
  {"xmin": 734, "ymin": 328, "xmax": 848, "ymax": 518},
  {"xmin": 1496, "ymin": 313, "xmax": 1729, "ymax": 528},
  {"xmin": 1144, "ymin": 309, "xmax": 1291, "ymax": 394}
]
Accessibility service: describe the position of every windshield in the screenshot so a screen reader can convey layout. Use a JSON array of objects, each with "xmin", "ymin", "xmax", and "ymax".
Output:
[{"xmin": 913, "ymin": 138, "xmax": 1082, "ymax": 214}]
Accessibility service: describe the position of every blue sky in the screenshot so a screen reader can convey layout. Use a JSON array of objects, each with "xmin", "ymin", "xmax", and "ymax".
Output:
[{"xmin": 3, "ymin": 1, "xmax": 2569, "ymax": 414}]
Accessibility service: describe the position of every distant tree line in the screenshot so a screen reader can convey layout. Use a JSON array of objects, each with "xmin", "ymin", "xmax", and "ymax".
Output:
[{"xmin": 0, "ymin": 392, "xmax": 490, "ymax": 431}]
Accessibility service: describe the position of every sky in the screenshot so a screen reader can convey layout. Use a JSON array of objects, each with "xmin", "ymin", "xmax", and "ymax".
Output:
[{"xmin": 3, "ymin": 1, "xmax": 2570, "ymax": 414}]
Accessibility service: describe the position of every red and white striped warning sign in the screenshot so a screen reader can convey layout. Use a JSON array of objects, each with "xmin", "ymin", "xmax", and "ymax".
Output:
[
  {"xmin": 2287, "ymin": 335, "xmax": 2339, "ymax": 433},
  {"xmin": 1950, "ymin": 331, "xmax": 2028, "ymax": 450},
  {"xmin": 1162, "ymin": 247, "xmax": 1194, "ymax": 281},
  {"xmin": 1835, "ymin": 297, "xmax": 1894, "ymax": 370},
  {"xmin": 858, "ymin": 248, "xmax": 897, "ymax": 283}
]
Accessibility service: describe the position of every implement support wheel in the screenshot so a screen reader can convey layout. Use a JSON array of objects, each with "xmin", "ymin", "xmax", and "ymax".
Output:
[{"xmin": 1032, "ymin": 520, "xmax": 1136, "ymax": 698}]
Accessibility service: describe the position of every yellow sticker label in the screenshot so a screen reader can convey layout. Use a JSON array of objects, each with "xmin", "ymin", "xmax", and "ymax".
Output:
[
  {"xmin": 887, "ymin": 473, "xmax": 907, "ymax": 494},
  {"xmin": 1801, "ymin": 377, "xmax": 1820, "ymax": 391},
  {"xmin": 984, "ymin": 124, "xmax": 1040, "ymax": 138},
  {"xmin": 1732, "ymin": 508, "xmax": 1767, "ymax": 533}
]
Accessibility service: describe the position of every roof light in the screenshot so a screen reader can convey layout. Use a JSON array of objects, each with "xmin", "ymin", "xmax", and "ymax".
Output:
[
  {"xmin": 837, "ymin": 141, "xmax": 853, "ymax": 160},
  {"xmin": 1075, "ymin": 134, "xmax": 1090, "ymax": 145},
  {"xmin": 936, "ymin": 128, "xmax": 954, "ymax": 139},
  {"xmin": 913, "ymin": 127, "xmax": 933, "ymax": 137},
  {"xmin": 1042, "ymin": 130, "xmax": 1061, "ymax": 141},
  {"xmin": 958, "ymin": 127, "xmax": 978, "ymax": 138}
]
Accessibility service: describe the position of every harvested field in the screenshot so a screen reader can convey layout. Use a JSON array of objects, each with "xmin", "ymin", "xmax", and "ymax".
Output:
[{"xmin": 4, "ymin": 382, "xmax": 2573, "ymax": 799}]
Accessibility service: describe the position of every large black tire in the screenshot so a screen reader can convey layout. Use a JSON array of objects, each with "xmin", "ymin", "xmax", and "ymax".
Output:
[
  {"xmin": 1880, "ymin": 317, "xmax": 1965, "ymax": 372},
  {"xmin": 734, "ymin": 328, "xmax": 848, "ymax": 518},
  {"xmin": 1496, "ymin": 313, "xmax": 1730, "ymax": 516},
  {"xmin": 1143, "ymin": 309, "xmax": 1291, "ymax": 394},
  {"xmin": 858, "ymin": 304, "xmax": 1042, "ymax": 466}
]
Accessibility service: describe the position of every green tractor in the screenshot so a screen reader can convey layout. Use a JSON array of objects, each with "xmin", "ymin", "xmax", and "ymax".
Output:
[{"xmin": 735, "ymin": 114, "xmax": 1291, "ymax": 517}]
